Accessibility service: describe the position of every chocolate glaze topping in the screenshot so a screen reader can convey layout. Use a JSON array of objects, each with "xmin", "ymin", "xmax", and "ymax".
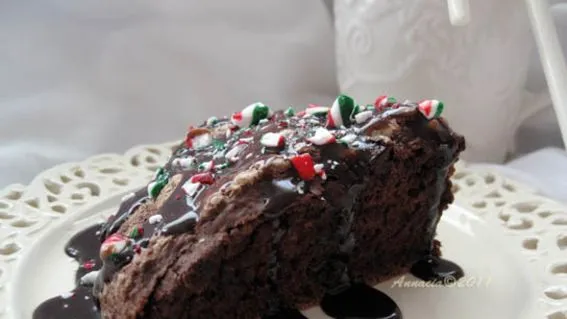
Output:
[
  {"xmin": 410, "ymin": 256, "xmax": 464, "ymax": 283},
  {"xmin": 33, "ymin": 96, "xmax": 465, "ymax": 318},
  {"xmin": 321, "ymin": 283, "xmax": 402, "ymax": 319},
  {"xmin": 33, "ymin": 224, "xmax": 102, "ymax": 319}
]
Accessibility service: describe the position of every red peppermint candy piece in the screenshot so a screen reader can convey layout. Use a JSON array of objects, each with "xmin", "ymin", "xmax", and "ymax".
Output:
[
  {"xmin": 104, "ymin": 233, "xmax": 128, "ymax": 244},
  {"xmin": 290, "ymin": 153, "xmax": 316, "ymax": 181},
  {"xmin": 374, "ymin": 95, "xmax": 397, "ymax": 111},
  {"xmin": 231, "ymin": 112, "xmax": 243, "ymax": 122},
  {"xmin": 190, "ymin": 172, "xmax": 215, "ymax": 185},
  {"xmin": 82, "ymin": 260, "xmax": 96, "ymax": 270}
]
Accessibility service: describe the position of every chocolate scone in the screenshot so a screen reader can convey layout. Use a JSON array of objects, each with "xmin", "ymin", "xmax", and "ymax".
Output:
[{"xmin": 94, "ymin": 95, "xmax": 465, "ymax": 318}]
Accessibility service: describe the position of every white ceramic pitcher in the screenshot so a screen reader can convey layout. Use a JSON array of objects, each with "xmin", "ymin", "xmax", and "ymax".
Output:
[{"xmin": 335, "ymin": 0, "xmax": 550, "ymax": 163}]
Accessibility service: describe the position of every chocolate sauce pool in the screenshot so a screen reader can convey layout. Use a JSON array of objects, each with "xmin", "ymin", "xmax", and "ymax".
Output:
[
  {"xmin": 32, "ymin": 224, "xmax": 102, "ymax": 319},
  {"xmin": 32, "ymin": 223, "xmax": 463, "ymax": 319}
]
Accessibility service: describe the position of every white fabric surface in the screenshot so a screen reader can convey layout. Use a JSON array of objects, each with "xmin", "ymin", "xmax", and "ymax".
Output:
[{"xmin": 0, "ymin": 0, "xmax": 337, "ymax": 187}]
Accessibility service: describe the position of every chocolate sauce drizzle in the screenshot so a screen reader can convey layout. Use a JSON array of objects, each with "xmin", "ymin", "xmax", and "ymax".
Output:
[
  {"xmin": 321, "ymin": 283, "xmax": 402, "ymax": 319},
  {"xmin": 410, "ymin": 256, "xmax": 464, "ymax": 283},
  {"xmin": 33, "ymin": 224, "xmax": 103, "ymax": 319},
  {"xmin": 33, "ymin": 98, "xmax": 465, "ymax": 318}
]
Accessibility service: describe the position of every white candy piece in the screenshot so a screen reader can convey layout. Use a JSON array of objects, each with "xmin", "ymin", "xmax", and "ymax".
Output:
[
  {"xmin": 147, "ymin": 181, "xmax": 157, "ymax": 198},
  {"xmin": 149, "ymin": 214, "xmax": 164, "ymax": 225},
  {"xmin": 172, "ymin": 157, "xmax": 195, "ymax": 169},
  {"xmin": 182, "ymin": 180, "xmax": 201, "ymax": 197},
  {"xmin": 79, "ymin": 271, "xmax": 100, "ymax": 286},
  {"xmin": 308, "ymin": 127, "xmax": 336, "ymax": 145},
  {"xmin": 60, "ymin": 291, "xmax": 75, "ymax": 299},
  {"xmin": 191, "ymin": 133, "xmax": 213, "ymax": 149},
  {"xmin": 261, "ymin": 132, "xmax": 285, "ymax": 148},
  {"xmin": 199, "ymin": 160, "xmax": 214, "ymax": 171},
  {"xmin": 293, "ymin": 142, "xmax": 308, "ymax": 152},
  {"xmin": 225, "ymin": 144, "xmax": 247, "ymax": 162},
  {"xmin": 340, "ymin": 134, "xmax": 357, "ymax": 144},
  {"xmin": 314, "ymin": 163, "xmax": 327, "ymax": 180},
  {"xmin": 354, "ymin": 110, "xmax": 373, "ymax": 124}
]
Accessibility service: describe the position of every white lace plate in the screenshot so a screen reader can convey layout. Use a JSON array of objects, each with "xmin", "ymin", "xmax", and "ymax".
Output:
[{"xmin": 1, "ymin": 143, "xmax": 566, "ymax": 318}]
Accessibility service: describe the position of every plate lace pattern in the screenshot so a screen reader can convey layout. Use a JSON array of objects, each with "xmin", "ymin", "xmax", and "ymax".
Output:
[{"xmin": 0, "ymin": 143, "xmax": 565, "ymax": 318}]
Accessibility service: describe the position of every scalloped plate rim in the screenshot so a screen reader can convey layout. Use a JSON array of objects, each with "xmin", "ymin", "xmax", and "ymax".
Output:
[{"xmin": 5, "ymin": 188, "xmax": 546, "ymax": 319}]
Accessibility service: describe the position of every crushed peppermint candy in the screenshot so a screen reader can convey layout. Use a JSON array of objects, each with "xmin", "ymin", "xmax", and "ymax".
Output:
[
  {"xmin": 340, "ymin": 133, "xmax": 357, "ymax": 145},
  {"xmin": 129, "ymin": 226, "xmax": 144, "ymax": 239},
  {"xmin": 182, "ymin": 180, "xmax": 201, "ymax": 197},
  {"xmin": 172, "ymin": 156, "xmax": 195, "ymax": 169},
  {"xmin": 313, "ymin": 163, "xmax": 327, "ymax": 180},
  {"xmin": 148, "ymin": 167, "xmax": 170, "ymax": 199},
  {"xmin": 290, "ymin": 153, "xmax": 316, "ymax": 181},
  {"xmin": 100, "ymin": 233, "xmax": 131, "ymax": 260},
  {"xmin": 60, "ymin": 291, "xmax": 75, "ymax": 299},
  {"xmin": 327, "ymin": 94, "xmax": 358, "ymax": 128},
  {"xmin": 225, "ymin": 143, "xmax": 248, "ymax": 162},
  {"xmin": 82, "ymin": 260, "xmax": 96, "ymax": 270},
  {"xmin": 261, "ymin": 132, "xmax": 285, "ymax": 148},
  {"xmin": 149, "ymin": 214, "xmax": 164, "ymax": 224},
  {"xmin": 190, "ymin": 132, "xmax": 212, "ymax": 149},
  {"xmin": 374, "ymin": 95, "xmax": 397, "ymax": 110},
  {"xmin": 190, "ymin": 172, "xmax": 215, "ymax": 184},
  {"xmin": 296, "ymin": 181, "xmax": 306, "ymax": 194},
  {"xmin": 198, "ymin": 160, "xmax": 215, "ymax": 171},
  {"xmin": 418, "ymin": 99, "xmax": 444, "ymax": 119},
  {"xmin": 305, "ymin": 106, "xmax": 329, "ymax": 117},
  {"xmin": 185, "ymin": 128, "xmax": 213, "ymax": 149},
  {"xmin": 284, "ymin": 107, "xmax": 295, "ymax": 117},
  {"xmin": 307, "ymin": 127, "xmax": 336, "ymax": 145},
  {"xmin": 206, "ymin": 116, "xmax": 218, "ymax": 126},
  {"xmin": 231, "ymin": 102, "xmax": 272, "ymax": 127},
  {"xmin": 182, "ymin": 172, "xmax": 215, "ymax": 197},
  {"xmin": 354, "ymin": 110, "xmax": 373, "ymax": 124},
  {"xmin": 79, "ymin": 271, "xmax": 99, "ymax": 286}
]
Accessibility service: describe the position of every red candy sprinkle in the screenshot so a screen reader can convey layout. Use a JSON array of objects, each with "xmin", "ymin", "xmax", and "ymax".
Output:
[
  {"xmin": 104, "ymin": 233, "xmax": 128, "ymax": 244},
  {"xmin": 82, "ymin": 260, "xmax": 96, "ymax": 270},
  {"xmin": 190, "ymin": 172, "xmax": 214, "ymax": 184},
  {"xmin": 231, "ymin": 112, "xmax": 243, "ymax": 123},
  {"xmin": 290, "ymin": 153, "xmax": 316, "ymax": 181}
]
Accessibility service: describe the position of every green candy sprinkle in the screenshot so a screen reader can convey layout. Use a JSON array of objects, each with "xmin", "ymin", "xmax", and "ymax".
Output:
[
  {"xmin": 148, "ymin": 167, "xmax": 170, "ymax": 199},
  {"xmin": 251, "ymin": 103, "xmax": 271, "ymax": 126},
  {"xmin": 284, "ymin": 107, "xmax": 295, "ymax": 117}
]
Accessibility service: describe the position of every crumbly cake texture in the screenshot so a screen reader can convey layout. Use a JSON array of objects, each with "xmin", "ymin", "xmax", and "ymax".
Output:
[{"xmin": 94, "ymin": 95, "xmax": 465, "ymax": 319}]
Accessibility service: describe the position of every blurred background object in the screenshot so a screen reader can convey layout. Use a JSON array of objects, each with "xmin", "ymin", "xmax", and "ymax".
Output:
[
  {"xmin": 520, "ymin": 0, "xmax": 567, "ymax": 156},
  {"xmin": 1, "ymin": 0, "xmax": 567, "ymax": 194},
  {"xmin": 335, "ymin": 0, "xmax": 552, "ymax": 163}
]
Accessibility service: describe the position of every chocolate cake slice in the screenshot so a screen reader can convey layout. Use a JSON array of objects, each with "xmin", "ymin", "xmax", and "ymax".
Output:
[{"xmin": 93, "ymin": 95, "xmax": 464, "ymax": 318}]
